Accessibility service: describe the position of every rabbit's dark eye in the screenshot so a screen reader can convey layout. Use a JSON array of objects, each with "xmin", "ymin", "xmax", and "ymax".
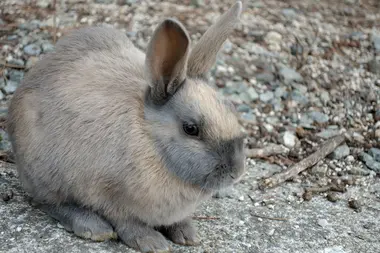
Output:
[{"xmin": 183, "ymin": 123, "xmax": 199, "ymax": 136}]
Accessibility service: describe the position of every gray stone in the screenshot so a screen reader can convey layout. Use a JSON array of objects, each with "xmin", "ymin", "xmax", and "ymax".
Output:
[
  {"xmin": 323, "ymin": 246, "xmax": 348, "ymax": 253},
  {"xmin": 291, "ymin": 90, "xmax": 309, "ymax": 105},
  {"xmin": 353, "ymin": 132, "xmax": 365, "ymax": 143},
  {"xmin": 279, "ymin": 67, "xmax": 303, "ymax": 84},
  {"xmin": 24, "ymin": 43, "xmax": 41, "ymax": 56},
  {"xmin": 372, "ymin": 33, "xmax": 380, "ymax": 53},
  {"xmin": 290, "ymin": 44, "xmax": 303, "ymax": 56},
  {"xmin": 376, "ymin": 129, "xmax": 380, "ymax": 139},
  {"xmin": 94, "ymin": 0, "xmax": 114, "ymax": 3},
  {"xmin": 246, "ymin": 43, "xmax": 275, "ymax": 57},
  {"xmin": 37, "ymin": 0, "xmax": 50, "ymax": 8},
  {"xmin": 239, "ymin": 92, "xmax": 252, "ymax": 104},
  {"xmin": 41, "ymin": 42, "xmax": 55, "ymax": 53},
  {"xmin": 316, "ymin": 129, "xmax": 341, "ymax": 139},
  {"xmin": 0, "ymin": 78, "xmax": 5, "ymax": 89},
  {"xmin": 359, "ymin": 152, "xmax": 380, "ymax": 173},
  {"xmin": 317, "ymin": 219, "xmax": 329, "ymax": 228},
  {"xmin": 311, "ymin": 165, "xmax": 329, "ymax": 176},
  {"xmin": 4, "ymin": 80, "xmax": 19, "ymax": 94},
  {"xmin": 241, "ymin": 113, "xmax": 256, "ymax": 123},
  {"xmin": 0, "ymin": 129, "xmax": 11, "ymax": 150},
  {"xmin": 291, "ymin": 83, "xmax": 308, "ymax": 94},
  {"xmin": 368, "ymin": 148, "xmax": 380, "ymax": 162},
  {"xmin": 272, "ymin": 98, "xmax": 284, "ymax": 111},
  {"xmin": 299, "ymin": 114, "xmax": 315, "ymax": 128},
  {"xmin": 7, "ymin": 35, "xmax": 18, "ymax": 41},
  {"xmin": 246, "ymin": 87, "xmax": 259, "ymax": 101},
  {"xmin": 8, "ymin": 70, "xmax": 24, "ymax": 82},
  {"xmin": 329, "ymin": 144, "xmax": 350, "ymax": 160},
  {"xmin": 228, "ymin": 94, "xmax": 242, "ymax": 104},
  {"xmin": 282, "ymin": 131, "xmax": 298, "ymax": 148},
  {"xmin": 265, "ymin": 116, "xmax": 279, "ymax": 125},
  {"xmin": 264, "ymin": 31, "xmax": 282, "ymax": 45},
  {"xmin": 375, "ymin": 109, "xmax": 380, "ymax": 122},
  {"xmin": 320, "ymin": 90, "xmax": 330, "ymax": 105},
  {"xmin": 26, "ymin": 57, "xmax": 39, "ymax": 69},
  {"xmin": 275, "ymin": 86, "xmax": 288, "ymax": 98},
  {"xmin": 349, "ymin": 31, "xmax": 366, "ymax": 41},
  {"xmin": 368, "ymin": 58, "xmax": 380, "ymax": 74},
  {"xmin": 281, "ymin": 8, "xmax": 298, "ymax": 19},
  {"xmin": 256, "ymin": 72, "xmax": 275, "ymax": 83},
  {"xmin": 308, "ymin": 111, "xmax": 329, "ymax": 124},
  {"xmin": 263, "ymin": 123, "xmax": 274, "ymax": 132},
  {"xmin": 7, "ymin": 59, "xmax": 25, "ymax": 67},
  {"xmin": 18, "ymin": 20, "xmax": 40, "ymax": 31},
  {"xmin": 237, "ymin": 104, "xmax": 251, "ymax": 113},
  {"xmin": 260, "ymin": 91, "xmax": 274, "ymax": 103},
  {"xmin": 190, "ymin": 0, "xmax": 205, "ymax": 7}
]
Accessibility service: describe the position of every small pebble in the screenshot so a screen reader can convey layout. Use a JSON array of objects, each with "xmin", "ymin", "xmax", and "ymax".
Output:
[
  {"xmin": 327, "ymin": 192, "xmax": 339, "ymax": 202},
  {"xmin": 23, "ymin": 43, "xmax": 41, "ymax": 56},
  {"xmin": 317, "ymin": 219, "xmax": 329, "ymax": 228},
  {"xmin": 348, "ymin": 199, "xmax": 361, "ymax": 211},
  {"xmin": 267, "ymin": 229, "xmax": 275, "ymax": 236},
  {"xmin": 329, "ymin": 144, "xmax": 350, "ymax": 160},
  {"xmin": 368, "ymin": 148, "xmax": 380, "ymax": 162},
  {"xmin": 1, "ymin": 189, "xmax": 14, "ymax": 202},
  {"xmin": 302, "ymin": 191, "xmax": 313, "ymax": 201}
]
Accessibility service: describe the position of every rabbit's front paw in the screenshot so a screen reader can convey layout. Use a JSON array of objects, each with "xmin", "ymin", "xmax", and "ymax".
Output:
[
  {"xmin": 131, "ymin": 233, "xmax": 171, "ymax": 253},
  {"xmin": 116, "ymin": 219, "xmax": 170, "ymax": 253},
  {"xmin": 158, "ymin": 218, "xmax": 200, "ymax": 246},
  {"xmin": 37, "ymin": 203, "xmax": 117, "ymax": 242}
]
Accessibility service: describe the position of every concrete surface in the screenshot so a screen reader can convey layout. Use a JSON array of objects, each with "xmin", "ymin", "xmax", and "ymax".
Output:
[{"xmin": 1, "ymin": 161, "xmax": 379, "ymax": 253}]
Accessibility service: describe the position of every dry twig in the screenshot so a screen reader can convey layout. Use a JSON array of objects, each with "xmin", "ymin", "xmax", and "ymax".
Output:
[
  {"xmin": 192, "ymin": 216, "xmax": 220, "ymax": 220},
  {"xmin": 251, "ymin": 213, "xmax": 288, "ymax": 221},
  {"xmin": 0, "ymin": 61, "xmax": 25, "ymax": 69},
  {"xmin": 259, "ymin": 134, "xmax": 346, "ymax": 189},
  {"xmin": 53, "ymin": 0, "xmax": 57, "ymax": 44},
  {"xmin": 245, "ymin": 144, "xmax": 289, "ymax": 158},
  {"xmin": 304, "ymin": 186, "xmax": 331, "ymax": 194}
]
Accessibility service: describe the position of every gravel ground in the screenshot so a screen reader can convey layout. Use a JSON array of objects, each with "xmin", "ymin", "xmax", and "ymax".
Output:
[{"xmin": 1, "ymin": 0, "xmax": 380, "ymax": 252}]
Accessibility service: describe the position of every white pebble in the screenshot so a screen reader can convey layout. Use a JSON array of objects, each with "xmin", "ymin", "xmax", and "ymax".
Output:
[
  {"xmin": 267, "ymin": 229, "xmax": 275, "ymax": 236},
  {"xmin": 317, "ymin": 219, "xmax": 329, "ymax": 228}
]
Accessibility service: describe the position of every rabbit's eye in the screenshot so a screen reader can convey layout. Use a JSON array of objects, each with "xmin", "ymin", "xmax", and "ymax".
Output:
[{"xmin": 183, "ymin": 123, "xmax": 199, "ymax": 136}]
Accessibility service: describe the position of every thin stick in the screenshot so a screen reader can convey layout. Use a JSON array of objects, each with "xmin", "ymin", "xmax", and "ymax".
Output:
[
  {"xmin": 304, "ymin": 186, "xmax": 331, "ymax": 193},
  {"xmin": 245, "ymin": 144, "xmax": 289, "ymax": 158},
  {"xmin": 53, "ymin": 0, "xmax": 57, "ymax": 44},
  {"xmin": 252, "ymin": 213, "xmax": 288, "ymax": 221},
  {"xmin": 259, "ymin": 134, "xmax": 346, "ymax": 189},
  {"xmin": 0, "ymin": 61, "xmax": 25, "ymax": 69},
  {"xmin": 192, "ymin": 216, "xmax": 220, "ymax": 220}
]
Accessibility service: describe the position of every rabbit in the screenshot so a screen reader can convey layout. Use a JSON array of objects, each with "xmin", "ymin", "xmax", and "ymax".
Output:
[{"xmin": 6, "ymin": 1, "xmax": 246, "ymax": 252}]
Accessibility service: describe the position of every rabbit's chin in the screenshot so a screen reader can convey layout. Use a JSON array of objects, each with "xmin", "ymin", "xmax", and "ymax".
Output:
[{"xmin": 200, "ymin": 170, "xmax": 245, "ymax": 192}]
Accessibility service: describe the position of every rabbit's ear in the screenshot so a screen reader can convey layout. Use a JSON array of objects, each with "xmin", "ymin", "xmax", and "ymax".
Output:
[
  {"xmin": 145, "ymin": 18, "xmax": 190, "ymax": 105},
  {"xmin": 187, "ymin": 1, "xmax": 242, "ymax": 79}
]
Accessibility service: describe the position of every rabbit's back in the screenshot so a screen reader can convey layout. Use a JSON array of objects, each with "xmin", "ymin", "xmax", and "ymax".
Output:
[{"xmin": 7, "ymin": 26, "xmax": 155, "ymax": 206}]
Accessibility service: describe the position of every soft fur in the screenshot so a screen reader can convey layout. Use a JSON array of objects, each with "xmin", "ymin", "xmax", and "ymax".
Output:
[{"xmin": 7, "ymin": 1, "xmax": 245, "ymax": 252}]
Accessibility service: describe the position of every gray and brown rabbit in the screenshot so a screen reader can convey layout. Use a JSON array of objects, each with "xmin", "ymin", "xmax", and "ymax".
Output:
[{"xmin": 7, "ymin": 1, "xmax": 246, "ymax": 252}]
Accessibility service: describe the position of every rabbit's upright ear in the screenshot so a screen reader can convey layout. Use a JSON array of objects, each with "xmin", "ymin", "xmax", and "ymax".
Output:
[
  {"xmin": 187, "ymin": 1, "xmax": 242, "ymax": 79},
  {"xmin": 145, "ymin": 18, "xmax": 191, "ymax": 105}
]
